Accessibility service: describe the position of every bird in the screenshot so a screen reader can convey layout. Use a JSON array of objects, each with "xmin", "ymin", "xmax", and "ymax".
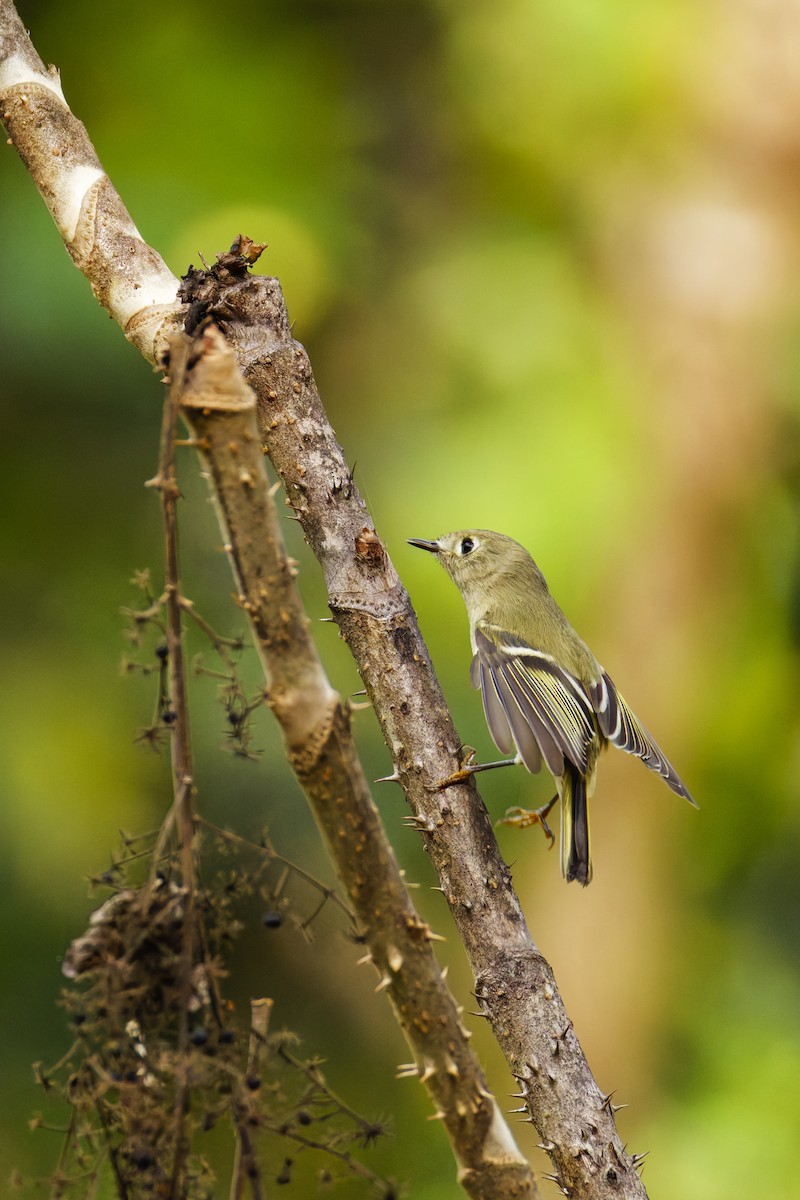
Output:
[{"xmin": 408, "ymin": 530, "xmax": 696, "ymax": 885}]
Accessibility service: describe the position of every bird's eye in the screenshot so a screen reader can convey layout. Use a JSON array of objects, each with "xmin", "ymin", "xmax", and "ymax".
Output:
[{"xmin": 460, "ymin": 537, "xmax": 475, "ymax": 556}]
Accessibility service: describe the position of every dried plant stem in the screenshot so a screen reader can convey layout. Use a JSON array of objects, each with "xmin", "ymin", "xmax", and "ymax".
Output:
[
  {"xmin": 172, "ymin": 327, "xmax": 539, "ymax": 1200},
  {"xmin": 198, "ymin": 817, "xmax": 355, "ymax": 924},
  {"xmin": 155, "ymin": 342, "xmax": 197, "ymax": 900},
  {"xmin": 94, "ymin": 1104, "xmax": 130, "ymax": 1200},
  {"xmin": 230, "ymin": 999, "xmax": 272, "ymax": 1200},
  {"xmin": 148, "ymin": 339, "xmax": 198, "ymax": 1199},
  {"xmin": 257, "ymin": 1121, "xmax": 387, "ymax": 1189}
]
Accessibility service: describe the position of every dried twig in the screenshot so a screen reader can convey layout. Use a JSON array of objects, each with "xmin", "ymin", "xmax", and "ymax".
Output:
[
  {"xmin": 146, "ymin": 338, "xmax": 199, "ymax": 1199},
  {"xmin": 199, "ymin": 816, "xmax": 355, "ymax": 925},
  {"xmin": 230, "ymin": 999, "xmax": 272, "ymax": 1200}
]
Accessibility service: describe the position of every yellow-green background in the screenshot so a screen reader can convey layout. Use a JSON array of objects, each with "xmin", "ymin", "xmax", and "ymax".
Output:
[{"xmin": 2, "ymin": 0, "xmax": 799, "ymax": 1196}]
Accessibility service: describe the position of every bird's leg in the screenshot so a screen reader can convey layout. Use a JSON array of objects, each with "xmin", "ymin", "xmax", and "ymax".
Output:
[
  {"xmin": 497, "ymin": 795, "xmax": 558, "ymax": 849},
  {"xmin": 431, "ymin": 746, "xmax": 517, "ymax": 790}
]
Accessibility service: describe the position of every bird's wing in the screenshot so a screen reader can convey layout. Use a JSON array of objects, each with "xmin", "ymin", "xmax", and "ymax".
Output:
[
  {"xmin": 588, "ymin": 672, "xmax": 697, "ymax": 805},
  {"xmin": 470, "ymin": 650, "xmax": 520, "ymax": 758},
  {"xmin": 471, "ymin": 649, "xmax": 543, "ymax": 772},
  {"xmin": 472, "ymin": 625, "xmax": 596, "ymax": 777}
]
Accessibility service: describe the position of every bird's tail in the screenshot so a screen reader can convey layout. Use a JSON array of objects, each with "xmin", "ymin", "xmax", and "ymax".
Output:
[{"xmin": 560, "ymin": 762, "xmax": 592, "ymax": 886}]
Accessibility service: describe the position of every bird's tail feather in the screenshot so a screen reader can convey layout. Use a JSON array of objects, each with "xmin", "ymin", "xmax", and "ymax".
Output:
[{"xmin": 561, "ymin": 762, "xmax": 592, "ymax": 886}]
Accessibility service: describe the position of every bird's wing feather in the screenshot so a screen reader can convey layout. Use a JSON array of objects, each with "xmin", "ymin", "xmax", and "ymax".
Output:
[
  {"xmin": 470, "ymin": 652, "xmax": 513, "ymax": 756},
  {"xmin": 474, "ymin": 625, "xmax": 596, "ymax": 776},
  {"xmin": 588, "ymin": 672, "xmax": 697, "ymax": 805},
  {"xmin": 480, "ymin": 656, "xmax": 544, "ymax": 772}
]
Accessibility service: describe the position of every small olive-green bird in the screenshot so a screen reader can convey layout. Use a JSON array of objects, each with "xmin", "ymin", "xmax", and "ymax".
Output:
[{"xmin": 409, "ymin": 530, "xmax": 696, "ymax": 885}]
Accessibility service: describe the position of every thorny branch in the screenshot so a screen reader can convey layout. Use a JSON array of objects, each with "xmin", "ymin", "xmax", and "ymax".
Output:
[
  {"xmin": 171, "ymin": 326, "xmax": 537, "ymax": 1199},
  {"xmin": 1, "ymin": 5, "xmax": 650, "ymax": 1196},
  {"xmin": 178, "ymin": 261, "xmax": 649, "ymax": 1200}
]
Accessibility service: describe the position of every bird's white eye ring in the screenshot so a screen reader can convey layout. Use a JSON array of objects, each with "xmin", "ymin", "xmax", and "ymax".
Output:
[{"xmin": 460, "ymin": 537, "xmax": 475, "ymax": 555}]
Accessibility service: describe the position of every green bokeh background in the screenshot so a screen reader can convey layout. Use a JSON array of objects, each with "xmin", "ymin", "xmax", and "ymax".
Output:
[{"xmin": 2, "ymin": 0, "xmax": 799, "ymax": 1196}]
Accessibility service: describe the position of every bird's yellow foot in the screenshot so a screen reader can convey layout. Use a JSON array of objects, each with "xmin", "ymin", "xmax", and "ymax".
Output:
[
  {"xmin": 431, "ymin": 747, "xmax": 517, "ymax": 790},
  {"xmin": 430, "ymin": 746, "xmax": 478, "ymax": 790},
  {"xmin": 497, "ymin": 798, "xmax": 557, "ymax": 849}
]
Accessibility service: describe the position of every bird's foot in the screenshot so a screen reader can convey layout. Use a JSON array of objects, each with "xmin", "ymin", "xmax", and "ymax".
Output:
[
  {"xmin": 497, "ymin": 796, "xmax": 558, "ymax": 849},
  {"xmin": 431, "ymin": 747, "xmax": 517, "ymax": 791}
]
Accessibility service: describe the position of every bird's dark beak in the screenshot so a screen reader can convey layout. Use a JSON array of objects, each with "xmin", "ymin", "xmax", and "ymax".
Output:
[{"xmin": 407, "ymin": 538, "xmax": 440, "ymax": 554}]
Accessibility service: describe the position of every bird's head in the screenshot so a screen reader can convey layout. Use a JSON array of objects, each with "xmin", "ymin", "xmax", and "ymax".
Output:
[{"xmin": 408, "ymin": 529, "xmax": 542, "ymax": 603}]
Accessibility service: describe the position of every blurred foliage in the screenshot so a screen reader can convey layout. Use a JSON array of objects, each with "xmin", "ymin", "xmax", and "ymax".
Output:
[{"xmin": 1, "ymin": 0, "xmax": 799, "ymax": 1196}]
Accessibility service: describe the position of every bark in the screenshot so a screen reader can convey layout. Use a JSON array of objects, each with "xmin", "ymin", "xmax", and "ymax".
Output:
[{"xmin": 173, "ymin": 326, "xmax": 539, "ymax": 1199}]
